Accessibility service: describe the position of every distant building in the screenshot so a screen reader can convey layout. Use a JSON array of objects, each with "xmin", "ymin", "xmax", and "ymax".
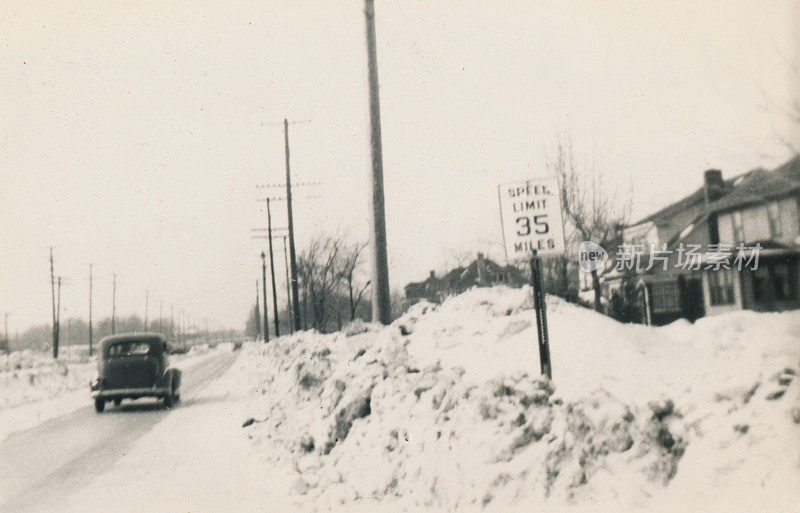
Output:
[
  {"xmin": 404, "ymin": 253, "xmax": 525, "ymax": 305},
  {"xmin": 605, "ymin": 155, "xmax": 800, "ymax": 325}
]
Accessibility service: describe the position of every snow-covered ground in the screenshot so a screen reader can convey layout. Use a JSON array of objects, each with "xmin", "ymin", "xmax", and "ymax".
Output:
[
  {"xmin": 225, "ymin": 287, "xmax": 799, "ymax": 512},
  {"xmin": 24, "ymin": 286, "xmax": 800, "ymax": 512},
  {"xmin": 0, "ymin": 343, "xmax": 228, "ymax": 440}
]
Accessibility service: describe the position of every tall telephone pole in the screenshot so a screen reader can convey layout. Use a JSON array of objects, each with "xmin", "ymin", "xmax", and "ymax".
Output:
[
  {"xmin": 282, "ymin": 236, "xmax": 293, "ymax": 334},
  {"xmin": 364, "ymin": 0, "xmax": 392, "ymax": 325},
  {"xmin": 50, "ymin": 248, "xmax": 58, "ymax": 358},
  {"xmin": 3, "ymin": 312, "xmax": 9, "ymax": 343},
  {"xmin": 88, "ymin": 264, "xmax": 93, "ymax": 356},
  {"xmin": 111, "ymin": 273, "xmax": 117, "ymax": 335},
  {"xmin": 284, "ymin": 119, "xmax": 302, "ymax": 331},
  {"xmin": 255, "ymin": 279, "xmax": 262, "ymax": 340},
  {"xmin": 266, "ymin": 198, "xmax": 280, "ymax": 337},
  {"xmin": 144, "ymin": 289, "xmax": 149, "ymax": 331},
  {"xmin": 260, "ymin": 251, "xmax": 269, "ymax": 343},
  {"xmin": 55, "ymin": 276, "xmax": 62, "ymax": 358}
]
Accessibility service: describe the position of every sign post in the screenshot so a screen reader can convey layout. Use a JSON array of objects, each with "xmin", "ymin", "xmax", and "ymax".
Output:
[{"xmin": 498, "ymin": 177, "xmax": 565, "ymax": 380}]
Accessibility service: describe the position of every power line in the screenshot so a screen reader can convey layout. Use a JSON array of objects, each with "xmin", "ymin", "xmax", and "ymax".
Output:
[
  {"xmin": 250, "ymin": 227, "xmax": 289, "ymax": 232},
  {"xmin": 256, "ymin": 181, "xmax": 321, "ymax": 189},
  {"xmin": 259, "ymin": 119, "xmax": 312, "ymax": 127}
]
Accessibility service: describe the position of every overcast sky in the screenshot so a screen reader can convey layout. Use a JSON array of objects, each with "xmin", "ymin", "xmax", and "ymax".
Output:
[{"xmin": 1, "ymin": 0, "xmax": 798, "ymax": 334}]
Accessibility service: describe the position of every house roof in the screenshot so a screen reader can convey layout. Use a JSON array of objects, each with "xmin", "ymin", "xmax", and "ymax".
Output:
[
  {"xmin": 630, "ymin": 155, "xmax": 800, "ymax": 231},
  {"xmin": 709, "ymin": 155, "xmax": 800, "ymax": 214},
  {"xmin": 404, "ymin": 256, "xmax": 523, "ymax": 299}
]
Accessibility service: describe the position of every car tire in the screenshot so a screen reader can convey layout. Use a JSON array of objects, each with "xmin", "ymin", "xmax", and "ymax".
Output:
[
  {"xmin": 163, "ymin": 393, "xmax": 174, "ymax": 409},
  {"xmin": 94, "ymin": 398, "xmax": 105, "ymax": 413}
]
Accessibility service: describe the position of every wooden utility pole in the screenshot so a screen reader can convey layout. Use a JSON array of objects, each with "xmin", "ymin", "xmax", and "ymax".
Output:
[
  {"xmin": 3, "ymin": 312, "xmax": 8, "ymax": 343},
  {"xmin": 255, "ymin": 279, "xmax": 262, "ymax": 340},
  {"xmin": 144, "ymin": 289, "xmax": 149, "ymax": 331},
  {"xmin": 283, "ymin": 119, "xmax": 302, "ymax": 331},
  {"xmin": 266, "ymin": 198, "xmax": 280, "ymax": 338},
  {"xmin": 55, "ymin": 276, "xmax": 62, "ymax": 358},
  {"xmin": 282, "ymin": 236, "xmax": 293, "ymax": 334},
  {"xmin": 364, "ymin": 0, "xmax": 392, "ymax": 325},
  {"xmin": 261, "ymin": 251, "xmax": 269, "ymax": 343},
  {"xmin": 88, "ymin": 264, "xmax": 93, "ymax": 356},
  {"xmin": 170, "ymin": 303, "xmax": 175, "ymax": 338},
  {"xmin": 111, "ymin": 273, "xmax": 117, "ymax": 334},
  {"xmin": 50, "ymin": 248, "xmax": 58, "ymax": 358}
]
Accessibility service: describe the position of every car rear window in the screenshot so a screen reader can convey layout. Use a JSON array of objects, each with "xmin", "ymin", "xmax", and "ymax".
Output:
[{"xmin": 107, "ymin": 342, "xmax": 153, "ymax": 357}]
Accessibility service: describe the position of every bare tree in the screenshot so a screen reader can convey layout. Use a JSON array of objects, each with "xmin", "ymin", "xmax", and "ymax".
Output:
[
  {"xmin": 548, "ymin": 138, "xmax": 631, "ymax": 311},
  {"xmin": 337, "ymin": 241, "xmax": 371, "ymax": 321},
  {"xmin": 754, "ymin": 44, "xmax": 800, "ymax": 156},
  {"xmin": 298, "ymin": 237, "xmax": 339, "ymax": 332},
  {"xmin": 297, "ymin": 235, "xmax": 371, "ymax": 333}
]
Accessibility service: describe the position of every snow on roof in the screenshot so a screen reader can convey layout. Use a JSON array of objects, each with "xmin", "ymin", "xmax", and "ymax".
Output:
[{"xmin": 678, "ymin": 223, "xmax": 695, "ymax": 240}]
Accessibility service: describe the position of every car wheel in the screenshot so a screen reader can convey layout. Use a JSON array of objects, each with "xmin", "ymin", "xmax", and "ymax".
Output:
[
  {"xmin": 163, "ymin": 393, "xmax": 174, "ymax": 409},
  {"xmin": 113, "ymin": 398, "xmax": 122, "ymax": 407},
  {"xmin": 94, "ymin": 398, "xmax": 105, "ymax": 413}
]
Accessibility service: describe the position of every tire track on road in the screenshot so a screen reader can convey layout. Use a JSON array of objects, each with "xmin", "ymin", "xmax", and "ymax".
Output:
[{"xmin": 0, "ymin": 351, "xmax": 238, "ymax": 513}]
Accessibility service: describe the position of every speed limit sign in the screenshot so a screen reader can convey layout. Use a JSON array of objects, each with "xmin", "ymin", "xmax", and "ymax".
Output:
[
  {"xmin": 498, "ymin": 177, "xmax": 566, "ymax": 262},
  {"xmin": 497, "ymin": 176, "xmax": 564, "ymax": 380}
]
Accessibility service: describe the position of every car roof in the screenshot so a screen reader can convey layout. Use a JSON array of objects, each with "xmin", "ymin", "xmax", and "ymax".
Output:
[{"xmin": 99, "ymin": 333, "xmax": 167, "ymax": 351}]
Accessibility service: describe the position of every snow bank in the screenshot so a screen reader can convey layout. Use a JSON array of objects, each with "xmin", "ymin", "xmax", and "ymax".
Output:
[
  {"xmin": 238, "ymin": 285, "xmax": 799, "ymax": 512},
  {"xmin": 0, "ymin": 350, "xmax": 95, "ymax": 410}
]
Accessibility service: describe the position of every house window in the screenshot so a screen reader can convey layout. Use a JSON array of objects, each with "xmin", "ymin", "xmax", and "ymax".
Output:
[
  {"xmin": 741, "ymin": 205, "xmax": 770, "ymax": 242},
  {"xmin": 772, "ymin": 263, "xmax": 798, "ymax": 302},
  {"xmin": 752, "ymin": 266, "xmax": 770, "ymax": 303},
  {"xmin": 718, "ymin": 214, "xmax": 734, "ymax": 244},
  {"xmin": 752, "ymin": 262, "xmax": 798, "ymax": 304},
  {"xmin": 650, "ymin": 280, "xmax": 680, "ymax": 312},
  {"xmin": 708, "ymin": 269, "xmax": 734, "ymax": 305},
  {"xmin": 774, "ymin": 197, "xmax": 799, "ymax": 241}
]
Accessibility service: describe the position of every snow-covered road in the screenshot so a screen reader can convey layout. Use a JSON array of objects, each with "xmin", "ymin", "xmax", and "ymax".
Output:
[{"xmin": 0, "ymin": 349, "xmax": 237, "ymax": 513}]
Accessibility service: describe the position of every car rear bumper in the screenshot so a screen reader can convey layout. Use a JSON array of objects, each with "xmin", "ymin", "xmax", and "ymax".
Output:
[{"xmin": 91, "ymin": 386, "xmax": 172, "ymax": 399}]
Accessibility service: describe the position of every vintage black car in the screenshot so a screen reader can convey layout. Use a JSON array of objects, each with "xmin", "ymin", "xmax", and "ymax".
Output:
[{"xmin": 90, "ymin": 333, "xmax": 181, "ymax": 412}]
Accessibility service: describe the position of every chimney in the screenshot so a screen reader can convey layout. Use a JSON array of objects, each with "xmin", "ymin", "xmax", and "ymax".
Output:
[
  {"xmin": 703, "ymin": 169, "xmax": 725, "ymax": 204},
  {"xmin": 703, "ymin": 169, "xmax": 724, "ymax": 245}
]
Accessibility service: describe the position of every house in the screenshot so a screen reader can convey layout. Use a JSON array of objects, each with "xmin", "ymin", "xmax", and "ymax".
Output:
[
  {"xmin": 607, "ymin": 155, "xmax": 800, "ymax": 325},
  {"xmin": 404, "ymin": 253, "xmax": 525, "ymax": 305}
]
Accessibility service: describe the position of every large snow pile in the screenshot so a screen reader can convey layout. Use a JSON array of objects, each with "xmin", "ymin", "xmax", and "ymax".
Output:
[
  {"xmin": 239, "ymin": 286, "xmax": 799, "ymax": 512},
  {"xmin": 0, "ymin": 350, "xmax": 95, "ymax": 410}
]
